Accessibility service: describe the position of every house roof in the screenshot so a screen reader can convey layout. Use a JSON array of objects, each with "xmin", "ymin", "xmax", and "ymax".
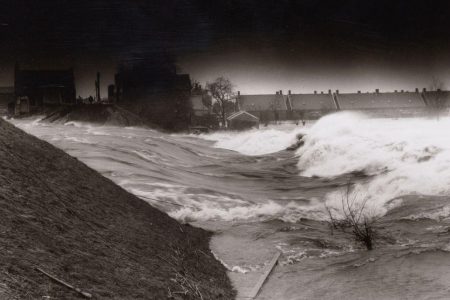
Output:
[
  {"xmin": 16, "ymin": 69, "xmax": 75, "ymax": 88},
  {"xmin": 336, "ymin": 92, "xmax": 426, "ymax": 109},
  {"xmin": 227, "ymin": 110, "xmax": 259, "ymax": 121},
  {"xmin": 238, "ymin": 94, "xmax": 287, "ymax": 111},
  {"xmin": 289, "ymin": 93, "xmax": 336, "ymax": 110}
]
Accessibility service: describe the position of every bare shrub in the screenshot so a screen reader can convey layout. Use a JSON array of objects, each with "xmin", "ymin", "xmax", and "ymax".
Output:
[
  {"xmin": 325, "ymin": 183, "xmax": 379, "ymax": 250},
  {"xmin": 427, "ymin": 77, "xmax": 447, "ymax": 120},
  {"xmin": 157, "ymin": 245, "xmax": 204, "ymax": 299}
]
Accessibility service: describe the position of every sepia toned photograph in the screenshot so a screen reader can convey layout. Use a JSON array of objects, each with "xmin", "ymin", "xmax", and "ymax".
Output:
[{"xmin": 1, "ymin": 1, "xmax": 450, "ymax": 299}]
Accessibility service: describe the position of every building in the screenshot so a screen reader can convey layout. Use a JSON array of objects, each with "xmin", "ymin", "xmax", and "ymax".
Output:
[
  {"xmin": 227, "ymin": 111, "xmax": 259, "ymax": 130},
  {"xmin": 0, "ymin": 87, "xmax": 14, "ymax": 114},
  {"xmin": 236, "ymin": 91, "xmax": 288, "ymax": 123},
  {"xmin": 115, "ymin": 72, "xmax": 192, "ymax": 101},
  {"xmin": 188, "ymin": 84, "xmax": 218, "ymax": 127},
  {"xmin": 107, "ymin": 84, "xmax": 116, "ymax": 103},
  {"xmin": 190, "ymin": 94, "xmax": 210, "ymax": 116},
  {"xmin": 114, "ymin": 61, "xmax": 194, "ymax": 129},
  {"xmin": 190, "ymin": 84, "xmax": 211, "ymax": 117},
  {"xmin": 287, "ymin": 90, "xmax": 337, "ymax": 119},
  {"xmin": 335, "ymin": 89, "xmax": 426, "ymax": 117},
  {"xmin": 14, "ymin": 66, "xmax": 76, "ymax": 114}
]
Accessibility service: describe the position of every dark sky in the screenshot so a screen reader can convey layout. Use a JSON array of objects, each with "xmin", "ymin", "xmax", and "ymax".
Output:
[{"xmin": 1, "ymin": 0, "xmax": 450, "ymax": 96}]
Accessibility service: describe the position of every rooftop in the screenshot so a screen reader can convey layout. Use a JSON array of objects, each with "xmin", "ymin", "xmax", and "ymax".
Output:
[
  {"xmin": 238, "ymin": 93, "xmax": 287, "ymax": 111},
  {"xmin": 336, "ymin": 91, "xmax": 425, "ymax": 109},
  {"xmin": 289, "ymin": 93, "xmax": 336, "ymax": 110}
]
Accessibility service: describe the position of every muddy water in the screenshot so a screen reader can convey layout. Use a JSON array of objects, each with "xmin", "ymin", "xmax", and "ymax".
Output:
[{"xmin": 10, "ymin": 113, "xmax": 450, "ymax": 299}]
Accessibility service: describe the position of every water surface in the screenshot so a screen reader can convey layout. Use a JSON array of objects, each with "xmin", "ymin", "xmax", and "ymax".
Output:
[{"xmin": 10, "ymin": 113, "xmax": 450, "ymax": 299}]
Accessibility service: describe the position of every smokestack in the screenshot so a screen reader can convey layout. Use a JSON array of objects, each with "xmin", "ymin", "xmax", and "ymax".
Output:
[
  {"xmin": 415, "ymin": 88, "xmax": 419, "ymax": 93},
  {"xmin": 288, "ymin": 90, "xmax": 291, "ymax": 95},
  {"xmin": 375, "ymin": 89, "xmax": 379, "ymax": 94},
  {"xmin": 328, "ymin": 89, "xmax": 331, "ymax": 94},
  {"xmin": 279, "ymin": 90, "xmax": 283, "ymax": 95}
]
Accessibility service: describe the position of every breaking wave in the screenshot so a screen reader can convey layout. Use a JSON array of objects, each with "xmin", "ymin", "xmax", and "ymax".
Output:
[
  {"xmin": 297, "ymin": 112, "xmax": 450, "ymax": 215},
  {"xmin": 14, "ymin": 114, "xmax": 450, "ymax": 223},
  {"xmin": 198, "ymin": 124, "xmax": 307, "ymax": 156}
]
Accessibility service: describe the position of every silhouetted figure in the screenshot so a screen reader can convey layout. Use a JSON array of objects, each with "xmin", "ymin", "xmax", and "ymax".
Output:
[{"xmin": 88, "ymin": 96, "xmax": 94, "ymax": 104}]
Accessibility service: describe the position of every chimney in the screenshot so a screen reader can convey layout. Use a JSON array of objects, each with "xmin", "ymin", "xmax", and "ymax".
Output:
[
  {"xmin": 401, "ymin": 89, "xmax": 404, "ymax": 93},
  {"xmin": 335, "ymin": 90, "xmax": 339, "ymax": 94},
  {"xmin": 357, "ymin": 90, "xmax": 361, "ymax": 93},
  {"xmin": 321, "ymin": 91, "xmax": 324, "ymax": 94},
  {"xmin": 237, "ymin": 91, "xmax": 240, "ymax": 96},
  {"xmin": 415, "ymin": 88, "xmax": 419, "ymax": 93},
  {"xmin": 375, "ymin": 89, "xmax": 379, "ymax": 94},
  {"xmin": 394, "ymin": 90, "xmax": 398, "ymax": 93},
  {"xmin": 423, "ymin": 88, "xmax": 427, "ymax": 92},
  {"xmin": 280, "ymin": 90, "xmax": 283, "ymax": 95},
  {"xmin": 328, "ymin": 89, "xmax": 332, "ymax": 94},
  {"xmin": 288, "ymin": 90, "xmax": 291, "ymax": 95}
]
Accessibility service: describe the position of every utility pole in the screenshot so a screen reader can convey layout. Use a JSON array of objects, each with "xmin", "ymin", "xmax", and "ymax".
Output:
[{"xmin": 95, "ymin": 72, "xmax": 101, "ymax": 102}]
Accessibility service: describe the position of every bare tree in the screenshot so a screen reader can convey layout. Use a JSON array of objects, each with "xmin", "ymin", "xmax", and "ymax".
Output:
[
  {"xmin": 206, "ymin": 77, "xmax": 236, "ymax": 128},
  {"xmin": 325, "ymin": 183, "xmax": 379, "ymax": 250},
  {"xmin": 427, "ymin": 77, "xmax": 447, "ymax": 120}
]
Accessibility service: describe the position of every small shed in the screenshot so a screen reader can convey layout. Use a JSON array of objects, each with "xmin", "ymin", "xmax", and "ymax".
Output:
[{"xmin": 227, "ymin": 111, "xmax": 259, "ymax": 130}]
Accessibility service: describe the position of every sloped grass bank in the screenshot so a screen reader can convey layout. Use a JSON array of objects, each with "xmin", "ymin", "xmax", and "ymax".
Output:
[{"xmin": 0, "ymin": 119, "xmax": 235, "ymax": 299}]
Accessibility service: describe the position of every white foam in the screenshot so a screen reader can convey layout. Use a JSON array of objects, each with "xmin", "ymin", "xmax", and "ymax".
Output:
[
  {"xmin": 170, "ymin": 200, "xmax": 326, "ymax": 223},
  {"xmin": 298, "ymin": 112, "xmax": 450, "ymax": 216},
  {"xmin": 198, "ymin": 124, "xmax": 306, "ymax": 155}
]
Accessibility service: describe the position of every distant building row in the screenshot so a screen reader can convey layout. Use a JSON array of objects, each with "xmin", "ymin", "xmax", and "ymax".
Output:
[
  {"xmin": 1, "ymin": 65, "xmax": 448, "ymax": 127},
  {"xmin": 191, "ymin": 88, "xmax": 450, "ymax": 125}
]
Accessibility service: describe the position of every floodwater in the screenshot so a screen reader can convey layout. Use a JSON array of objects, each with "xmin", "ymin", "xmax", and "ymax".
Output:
[{"xmin": 10, "ymin": 112, "xmax": 450, "ymax": 299}]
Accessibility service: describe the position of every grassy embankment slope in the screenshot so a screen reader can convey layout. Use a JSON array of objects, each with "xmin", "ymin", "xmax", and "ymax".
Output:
[{"xmin": 0, "ymin": 119, "xmax": 235, "ymax": 299}]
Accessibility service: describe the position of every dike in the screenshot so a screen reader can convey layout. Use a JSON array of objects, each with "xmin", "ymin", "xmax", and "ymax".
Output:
[
  {"xmin": 0, "ymin": 118, "xmax": 235, "ymax": 299},
  {"xmin": 40, "ymin": 104, "xmax": 152, "ymax": 128}
]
